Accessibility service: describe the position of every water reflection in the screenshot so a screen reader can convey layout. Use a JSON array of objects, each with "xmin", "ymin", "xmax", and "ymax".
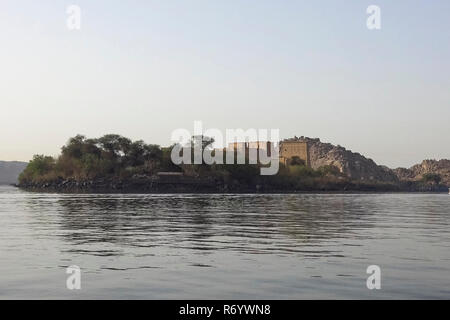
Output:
[
  {"xmin": 50, "ymin": 194, "xmax": 380, "ymax": 257},
  {"xmin": 3, "ymin": 186, "xmax": 449, "ymax": 299}
]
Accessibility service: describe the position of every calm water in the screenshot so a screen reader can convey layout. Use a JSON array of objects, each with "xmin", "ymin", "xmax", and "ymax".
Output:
[{"xmin": 0, "ymin": 185, "xmax": 449, "ymax": 299}]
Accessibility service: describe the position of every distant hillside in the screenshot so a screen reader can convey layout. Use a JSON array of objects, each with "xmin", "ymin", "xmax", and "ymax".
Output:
[{"xmin": 0, "ymin": 161, "xmax": 28, "ymax": 185}]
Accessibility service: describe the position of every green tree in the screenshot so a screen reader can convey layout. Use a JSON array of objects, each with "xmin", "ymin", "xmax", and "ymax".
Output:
[
  {"xmin": 422, "ymin": 173, "xmax": 441, "ymax": 184},
  {"xmin": 290, "ymin": 156, "xmax": 305, "ymax": 166},
  {"xmin": 19, "ymin": 155, "xmax": 56, "ymax": 183},
  {"xmin": 96, "ymin": 134, "xmax": 132, "ymax": 158}
]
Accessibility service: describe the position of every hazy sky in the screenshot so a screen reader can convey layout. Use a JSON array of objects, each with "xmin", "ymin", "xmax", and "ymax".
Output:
[{"xmin": 0, "ymin": 0, "xmax": 449, "ymax": 168}]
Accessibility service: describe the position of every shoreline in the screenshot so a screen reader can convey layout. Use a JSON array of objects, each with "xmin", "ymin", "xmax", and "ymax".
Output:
[
  {"xmin": 14, "ymin": 184, "xmax": 448, "ymax": 195},
  {"xmin": 14, "ymin": 189, "xmax": 450, "ymax": 195},
  {"xmin": 15, "ymin": 173, "xmax": 449, "ymax": 195}
]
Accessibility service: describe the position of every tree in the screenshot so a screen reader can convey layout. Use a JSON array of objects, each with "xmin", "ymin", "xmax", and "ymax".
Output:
[
  {"xmin": 19, "ymin": 155, "xmax": 56, "ymax": 183},
  {"xmin": 290, "ymin": 156, "xmax": 305, "ymax": 166},
  {"xmin": 191, "ymin": 135, "xmax": 215, "ymax": 151},
  {"xmin": 96, "ymin": 134, "xmax": 132, "ymax": 158},
  {"xmin": 422, "ymin": 173, "xmax": 441, "ymax": 184},
  {"xmin": 124, "ymin": 140, "xmax": 162, "ymax": 167},
  {"xmin": 61, "ymin": 134, "xmax": 86, "ymax": 159},
  {"xmin": 189, "ymin": 135, "xmax": 215, "ymax": 165}
]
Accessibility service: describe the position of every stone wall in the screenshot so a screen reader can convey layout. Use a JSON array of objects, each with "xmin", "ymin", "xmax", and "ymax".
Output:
[{"xmin": 279, "ymin": 141, "xmax": 310, "ymax": 167}]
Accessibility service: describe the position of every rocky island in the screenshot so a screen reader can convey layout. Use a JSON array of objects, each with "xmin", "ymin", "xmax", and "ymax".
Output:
[{"xmin": 17, "ymin": 134, "xmax": 449, "ymax": 193}]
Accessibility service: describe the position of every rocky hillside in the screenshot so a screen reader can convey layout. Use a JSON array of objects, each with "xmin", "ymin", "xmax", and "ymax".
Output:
[
  {"xmin": 393, "ymin": 160, "xmax": 450, "ymax": 186},
  {"xmin": 0, "ymin": 161, "xmax": 28, "ymax": 184},
  {"xmin": 289, "ymin": 137, "xmax": 399, "ymax": 182},
  {"xmin": 287, "ymin": 137, "xmax": 449, "ymax": 187}
]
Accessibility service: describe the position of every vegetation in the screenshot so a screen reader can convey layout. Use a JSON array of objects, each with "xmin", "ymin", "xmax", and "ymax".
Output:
[
  {"xmin": 421, "ymin": 173, "xmax": 442, "ymax": 185},
  {"xmin": 19, "ymin": 134, "xmax": 164, "ymax": 183},
  {"xmin": 289, "ymin": 156, "xmax": 305, "ymax": 166},
  {"xmin": 19, "ymin": 134, "xmax": 354, "ymax": 191},
  {"xmin": 19, "ymin": 155, "xmax": 56, "ymax": 183}
]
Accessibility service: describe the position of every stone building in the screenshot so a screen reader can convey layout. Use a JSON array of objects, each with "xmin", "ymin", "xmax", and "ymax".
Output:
[
  {"xmin": 227, "ymin": 142, "xmax": 247, "ymax": 152},
  {"xmin": 227, "ymin": 141, "xmax": 273, "ymax": 163},
  {"xmin": 279, "ymin": 140, "xmax": 310, "ymax": 167},
  {"xmin": 227, "ymin": 140, "xmax": 310, "ymax": 167}
]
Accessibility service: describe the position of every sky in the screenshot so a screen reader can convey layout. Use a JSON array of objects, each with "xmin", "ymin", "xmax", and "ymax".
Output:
[{"xmin": 0, "ymin": 0, "xmax": 449, "ymax": 168}]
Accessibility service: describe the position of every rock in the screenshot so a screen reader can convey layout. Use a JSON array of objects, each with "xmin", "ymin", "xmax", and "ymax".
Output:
[
  {"xmin": 393, "ymin": 159, "xmax": 450, "ymax": 186},
  {"xmin": 295, "ymin": 137, "xmax": 399, "ymax": 182}
]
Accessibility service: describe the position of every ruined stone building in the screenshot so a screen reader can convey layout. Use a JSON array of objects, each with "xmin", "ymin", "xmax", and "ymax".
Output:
[
  {"xmin": 227, "ymin": 141, "xmax": 273, "ymax": 163},
  {"xmin": 279, "ymin": 140, "xmax": 310, "ymax": 167},
  {"xmin": 227, "ymin": 140, "xmax": 310, "ymax": 167}
]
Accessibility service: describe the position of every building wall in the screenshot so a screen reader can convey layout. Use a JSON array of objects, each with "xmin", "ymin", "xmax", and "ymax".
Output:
[
  {"xmin": 228, "ymin": 142, "xmax": 247, "ymax": 151},
  {"xmin": 248, "ymin": 141, "xmax": 271, "ymax": 151},
  {"xmin": 279, "ymin": 141, "xmax": 310, "ymax": 167},
  {"xmin": 227, "ymin": 141, "xmax": 273, "ymax": 162},
  {"xmin": 227, "ymin": 141, "xmax": 309, "ymax": 166}
]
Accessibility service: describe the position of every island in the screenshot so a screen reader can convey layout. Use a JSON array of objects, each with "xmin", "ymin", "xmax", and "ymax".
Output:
[{"xmin": 17, "ymin": 134, "xmax": 449, "ymax": 193}]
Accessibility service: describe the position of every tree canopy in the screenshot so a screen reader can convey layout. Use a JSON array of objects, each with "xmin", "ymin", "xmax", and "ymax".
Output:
[{"xmin": 19, "ymin": 134, "xmax": 345, "ymax": 191}]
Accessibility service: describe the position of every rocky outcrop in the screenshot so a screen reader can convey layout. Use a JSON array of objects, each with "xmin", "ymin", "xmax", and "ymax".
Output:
[
  {"xmin": 287, "ymin": 137, "xmax": 448, "ymax": 189},
  {"xmin": 0, "ymin": 161, "xmax": 28, "ymax": 184},
  {"xmin": 291, "ymin": 137, "xmax": 399, "ymax": 183},
  {"xmin": 18, "ymin": 175, "xmax": 403, "ymax": 193},
  {"xmin": 18, "ymin": 176, "xmax": 222, "ymax": 193},
  {"xmin": 393, "ymin": 159, "xmax": 450, "ymax": 187}
]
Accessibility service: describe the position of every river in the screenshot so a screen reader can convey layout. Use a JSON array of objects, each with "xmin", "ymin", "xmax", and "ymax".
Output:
[{"xmin": 0, "ymin": 185, "xmax": 449, "ymax": 299}]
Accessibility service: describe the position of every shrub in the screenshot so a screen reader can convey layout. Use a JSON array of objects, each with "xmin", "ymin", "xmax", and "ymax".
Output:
[
  {"xmin": 317, "ymin": 165, "xmax": 341, "ymax": 177},
  {"xmin": 19, "ymin": 155, "xmax": 56, "ymax": 183},
  {"xmin": 422, "ymin": 173, "xmax": 441, "ymax": 184},
  {"xmin": 290, "ymin": 156, "xmax": 305, "ymax": 166}
]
